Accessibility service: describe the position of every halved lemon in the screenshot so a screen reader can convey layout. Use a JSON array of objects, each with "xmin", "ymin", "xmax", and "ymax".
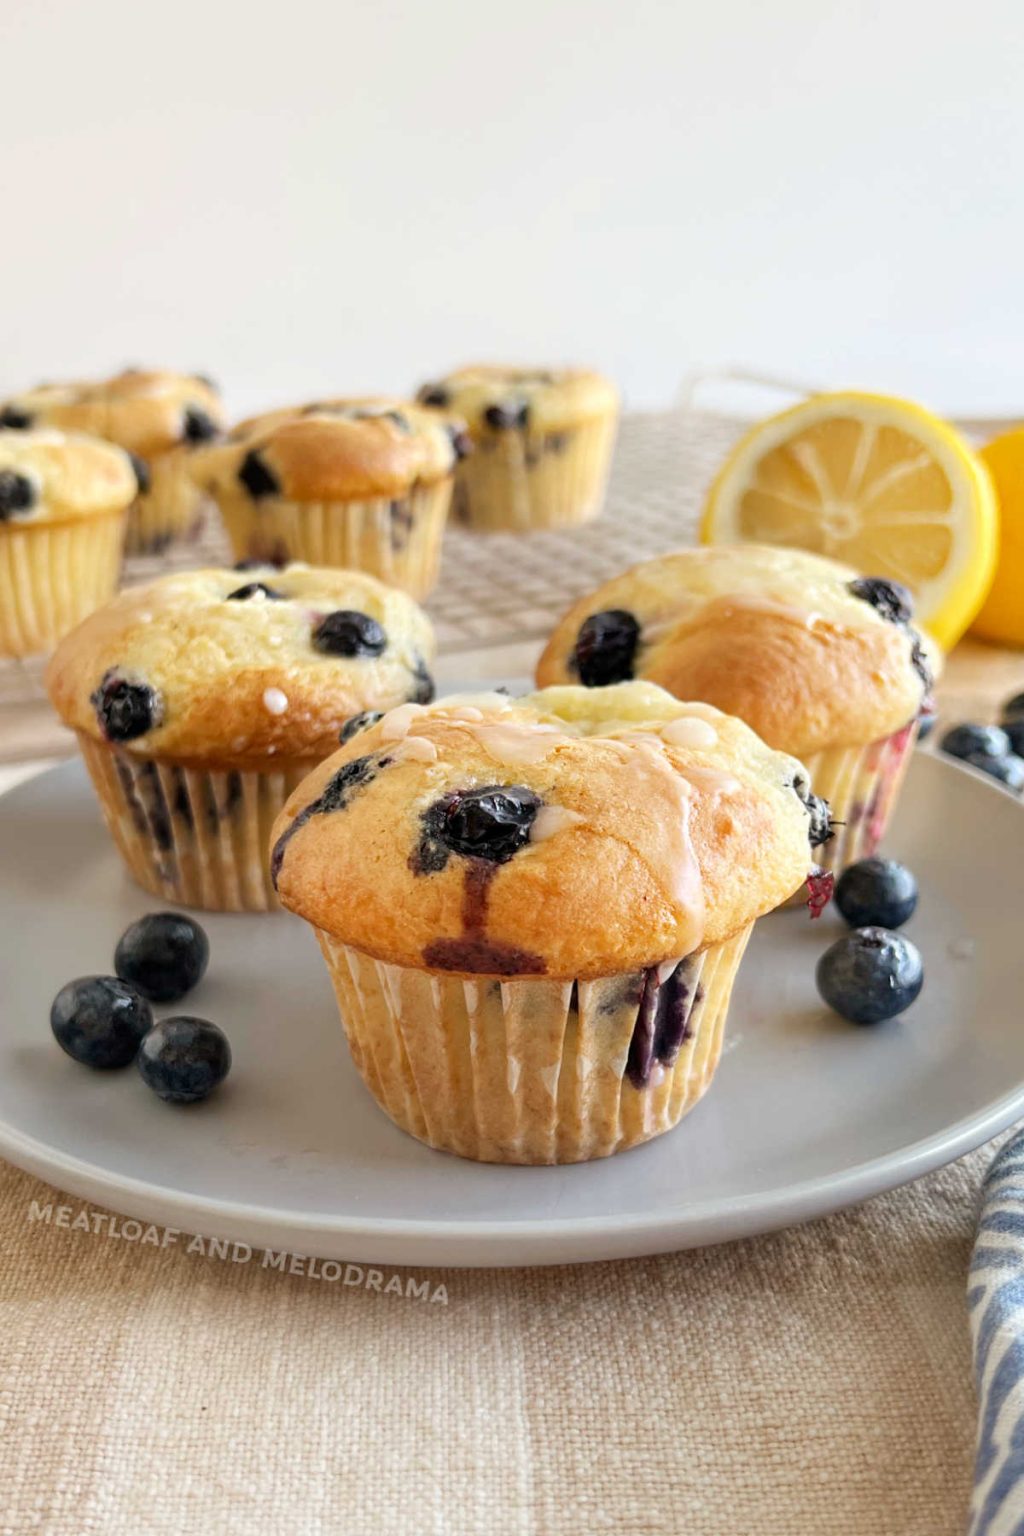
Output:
[{"xmin": 700, "ymin": 390, "xmax": 998, "ymax": 650}]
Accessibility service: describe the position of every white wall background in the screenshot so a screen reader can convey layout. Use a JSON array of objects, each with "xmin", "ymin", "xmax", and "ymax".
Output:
[{"xmin": 2, "ymin": 0, "xmax": 1023, "ymax": 420}]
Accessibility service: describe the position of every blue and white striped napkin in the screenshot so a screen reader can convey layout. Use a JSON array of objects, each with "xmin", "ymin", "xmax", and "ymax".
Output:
[{"xmin": 969, "ymin": 1128, "xmax": 1024, "ymax": 1534}]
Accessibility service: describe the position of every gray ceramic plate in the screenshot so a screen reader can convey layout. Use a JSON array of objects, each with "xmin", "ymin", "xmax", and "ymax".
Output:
[{"xmin": 0, "ymin": 739, "xmax": 1020, "ymax": 1268}]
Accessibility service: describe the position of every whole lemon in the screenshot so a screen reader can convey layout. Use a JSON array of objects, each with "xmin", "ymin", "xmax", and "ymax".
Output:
[{"xmin": 972, "ymin": 426, "xmax": 1024, "ymax": 646}]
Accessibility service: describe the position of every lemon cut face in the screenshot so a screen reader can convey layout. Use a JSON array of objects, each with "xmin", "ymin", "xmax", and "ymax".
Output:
[{"xmin": 701, "ymin": 391, "xmax": 998, "ymax": 650}]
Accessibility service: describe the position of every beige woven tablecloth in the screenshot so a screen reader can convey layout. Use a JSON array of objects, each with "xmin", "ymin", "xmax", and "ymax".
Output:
[{"xmin": 0, "ymin": 1146, "xmax": 985, "ymax": 1536}]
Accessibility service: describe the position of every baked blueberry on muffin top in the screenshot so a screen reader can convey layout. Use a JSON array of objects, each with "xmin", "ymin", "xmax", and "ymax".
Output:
[
  {"xmin": 416, "ymin": 367, "xmax": 616, "ymax": 440},
  {"xmin": 271, "ymin": 681, "xmax": 819, "ymax": 978},
  {"xmin": 46, "ymin": 564, "xmax": 437, "ymax": 767},
  {"xmin": 193, "ymin": 398, "xmax": 465, "ymax": 507},
  {"xmin": 0, "ymin": 429, "xmax": 137, "ymax": 524},
  {"xmin": 537, "ymin": 545, "xmax": 937, "ymax": 760},
  {"xmin": 0, "ymin": 368, "xmax": 225, "ymax": 481}
]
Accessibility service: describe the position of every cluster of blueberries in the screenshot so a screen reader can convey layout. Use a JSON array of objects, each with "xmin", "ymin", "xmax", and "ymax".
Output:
[
  {"xmin": 815, "ymin": 858, "xmax": 923, "ymax": 1025},
  {"xmin": 50, "ymin": 913, "xmax": 230, "ymax": 1103},
  {"xmin": 936, "ymin": 690, "xmax": 1024, "ymax": 794}
]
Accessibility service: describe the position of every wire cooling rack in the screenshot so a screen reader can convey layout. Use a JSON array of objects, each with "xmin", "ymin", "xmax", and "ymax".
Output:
[
  {"xmin": 0, "ymin": 409, "xmax": 739, "ymax": 710},
  {"xmin": 0, "ymin": 399, "xmax": 1008, "ymax": 756}
]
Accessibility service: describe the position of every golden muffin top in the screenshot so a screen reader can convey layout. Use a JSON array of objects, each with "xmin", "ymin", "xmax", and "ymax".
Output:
[
  {"xmin": 191, "ymin": 398, "xmax": 466, "ymax": 504},
  {"xmin": 415, "ymin": 366, "xmax": 618, "ymax": 434},
  {"xmin": 270, "ymin": 681, "xmax": 821, "ymax": 979},
  {"xmin": 46, "ymin": 564, "xmax": 436, "ymax": 768},
  {"xmin": 0, "ymin": 369, "xmax": 225, "ymax": 468},
  {"xmin": 0, "ymin": 429, "xmax": 137, "ymax": 524},
  {"xmin": 536, "ymin": 545, "xmax": 938, "ymax": 758}
]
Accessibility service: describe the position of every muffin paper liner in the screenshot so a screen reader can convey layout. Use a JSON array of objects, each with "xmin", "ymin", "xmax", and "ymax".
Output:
[
  {"xmin": 76, "ymin": 733, "xmax": 313, "ymax": 912},
  {"xmin": 452, "ymin": 414, "xmax": 618, "ymax": 532},
  {"xmin": 125, "ymin": 450, "xmax": 210, "ymax": 555},
  {"xmin": 783, "ymin": 720, "xmax": 920, "ymax": 908},
  {"xmin": 0, "ymin": 510, "xmax": 126, "ymax": 659},
  {"xmin": 315, "ymin": 922, "xmax": 753, "ymax": 1164},
  {"xmin": 803, "ymin": 720, "xmax": 919, "ymax": 876},
  {"xmin": 214, "ymin": 480, "xmax": 452, "ymax": 599}
]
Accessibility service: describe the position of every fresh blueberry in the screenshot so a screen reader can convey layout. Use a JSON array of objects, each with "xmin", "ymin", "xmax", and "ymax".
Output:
[
  {"xmin": 115, "ymin": 912, "xmax": 210, "ymax": 1003},
  {"xmin": 484, "ymin": 401, "xmax": 529, "ymax": 429},
  {"xmin": 313, "ymin": 610, "xmax": 386, "ymax": 658},
  {"xmin": 339, "ymin": 710, "xmax": 383, "ymax": 743},
  {"xmin": 50, "ymin": 976, "xmax": 153, "ymax": 1069},
  {"xmin": 1004, "ymin": 720, "xmax": 1024, "ymax": 758},
  {"xmin": 816, "ymin": 927, "xmax": 924, "ymax": 1025},
  {"xmin": 0, "ymin": 469, "xmax": 35, "ymax": 518},
  {"xmin": 962, "ymin": 751, "xmax": 1024, "ymax": 792},
  {"xmin": 834, "ymin": 858, "xmax": 918, "ymax": 930},
  {"xmin": 137, "ymin": 1016, "xmax": 231, "ymax": 1104},
  {"xmin": 182, "ymin": 405, "xmax": 220, "ymax": 443},
  {"xmin": 90, "ymin": 671, "xmax": 163, "ymax": 742},
  {"xmin": 572, "ymin": 609, "xmax": 640, "ymax": 687},
  {"xmin": 940, "ymin": 723, "xmax": 1011, "ymax": 761},
  {"xmin": 1002, "ymin": 692, "xmax": 1024, "ymax": 723},
  {"xmin": 847, "ymin": 577, "xmax": 914, "ymax": 625},
  {"xmin": 238, "ymin": 448, "xmax": 280, "ymax": 500},
  {"xmin": 226, "ymin": 581, "xmax": 283, "ymax": 602},
  {"xmin": 0, "ymin": 405, "xmax": 33, "ymax": 429},
  {"xmin": 415, "ymin": 785, "xmax": 541, "ymax": 871},
  {"xmin": 417, "ymin": 384, "xmax": 450, "ymax": 408},
  {"xmin": 129, "ymin": 453, "xmax": 151, "ymax": 497}
]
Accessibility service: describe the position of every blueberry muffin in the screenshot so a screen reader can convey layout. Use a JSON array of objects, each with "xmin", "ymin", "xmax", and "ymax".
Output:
[
  {"xmin": 270, "ymin": 681, "xmax": 820, "ymax": 1163},
  {"xmin": 537, "ymin": 545, "xmax": 938, "ymax": 883},
  {"xmin": 0, "ymin": 368, "xmax": 226, "ymax": 554},
  {"xmin": 415, "ymin": 366, "xmax": 619, "ymax": 532},
  {"xmin": 191, "ymin": 399, "xmax": 465, "ymax": 598},
  {"xmin": 46, "ymin": 564, "xmax": 436, "ymax": 911},
  {"xmin": 0, "ymin": 429, "xmax": 136, "ymax": 658}
]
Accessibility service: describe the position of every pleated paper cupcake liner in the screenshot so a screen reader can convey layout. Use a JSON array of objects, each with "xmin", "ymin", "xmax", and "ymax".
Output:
[
  {"xmin": 125, "ymin": 451, "xmax": 210, "ymax": 556},
  {"xmin": 76, "ymin": 733, "xmax": 314, "ymax": 911},
  {"xmin": 0, "ymin": 509, "xmax": 126, "ymax": 659},
  {"xmin": 316, "ymin": 922, "xmax": 752, "ymax": 1164},
  {"xmin": 803, "ymin": 719, "xmax": 919, "ymax": 878},
  {"xmin": 213, "ymin": 480, "xmax": 452, "ymax": 599},
  {"xmin": 451, "ymin": 414, "xmax": 618, "ymax": 533}
]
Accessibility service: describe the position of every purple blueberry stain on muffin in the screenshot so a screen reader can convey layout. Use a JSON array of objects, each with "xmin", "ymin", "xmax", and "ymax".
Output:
[
  {"xmin": 270, "ymin": 753, "xmax": 394, "ymax": 887},
  {"xmin": 389, "ymin": 499, "xmax": 414, "ymax": 552},
  {"xmin": 626, "ymin": 960, "xmax": 703, "ymax": 1088},
  {"xmin": 90, "ymin": 670, "xmax": 164, "ymax": 742},
  {"xmin": 571, "ymin": 609, "xmax": 640, "ymax": 687}
]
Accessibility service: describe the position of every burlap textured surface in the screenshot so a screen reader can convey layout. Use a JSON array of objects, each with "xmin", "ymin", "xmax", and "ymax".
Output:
[{"xmin": 0, "ymin": 1144, "xmax": 986, "ymax": 1536}]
